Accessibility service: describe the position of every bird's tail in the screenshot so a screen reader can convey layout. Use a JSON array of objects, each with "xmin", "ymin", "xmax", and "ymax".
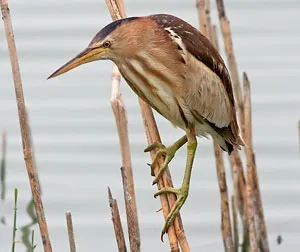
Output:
[
  {"xmin": 193, "ymin": 112, "xmax": 243, "ymax": 154},
  {"xmin": 214, "ymin": 126, "xmax": 244, "ymax": 154}
]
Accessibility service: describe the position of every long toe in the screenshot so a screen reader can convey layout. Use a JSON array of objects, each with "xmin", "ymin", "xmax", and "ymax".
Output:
[
  {"xmin": 144, "ymin": 142, "xmax": 165, "ymax": 152},
  {"xmin": 151, "ymin": 145, "xmax": 177, "ymax": 183},
  {"xmin": 154, "ymin": 187, "xmax": 180, "ymax": 198},
  {"xmin": 152, "ymin": 152, "xmax": 173, "ymax": 184},
  {"xmin": 145, "ymin": 145, "xmax": 173, "ymax": 178},
  {"xmin": 144, "ymin": 142, "xmax": 166, "ymax": 176},
  {"xmin": 145, "ymin": 136, "xmax": 187, "ymax": 181},
  {"xmin": 160, "ymin": 188, "xmax": 189, "ymax": 240}
]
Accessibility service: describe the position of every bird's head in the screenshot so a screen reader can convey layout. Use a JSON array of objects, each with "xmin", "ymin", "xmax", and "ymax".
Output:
[{"xmin": 48, "ymin": 17, "xmax": 141, "ymax": 79}]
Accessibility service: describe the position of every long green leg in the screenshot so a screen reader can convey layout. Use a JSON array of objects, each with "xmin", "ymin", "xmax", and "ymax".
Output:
[
  {"xmin": 154, "ymin": 127, "xmax": 197, "ymax": 239},
  {"xmin": 144, "ymin": 135, "xmax": 187, "ymax": 184}
]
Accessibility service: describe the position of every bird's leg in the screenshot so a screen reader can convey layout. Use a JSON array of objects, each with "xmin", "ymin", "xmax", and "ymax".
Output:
[
  {"xmin": 144, "ymin": 135, "xmax": 187, "ymax": 183},
  {"xmin": 154, "ymin": 127, "xmax": 197, "ymax": 239}
]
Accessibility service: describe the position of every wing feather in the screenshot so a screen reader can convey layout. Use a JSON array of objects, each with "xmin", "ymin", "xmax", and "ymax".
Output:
[{"xmin": 150, "ymin": 14, "xmax": 241, "ymax": 145}]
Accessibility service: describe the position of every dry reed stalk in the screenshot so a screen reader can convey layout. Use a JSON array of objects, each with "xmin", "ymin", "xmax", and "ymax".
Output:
[
  {"xmin": 106, "ymin": 1, "xmax": 140, "ymax": 250},
  {"xmin": 231, "ymin": 196, "xmax": 239, "ymax": 252},
  {"xmin": 211, "ymin": 25, "xmax": 220, "ymax": 52},
  {"xmin": 243, "ymin": 72, "xmax": 258, "ymax": 251},
  {"xmin": 196, "ymin": 0, "xmax": 212, "ymax": 39},
  {"xmin": 213, "ymin": 29, "xmax": 248, "ymax": 224},
  {"xmin": 105, "ymin": 1, "xmax": 189, "ymax": 251},
  {"xmin": 215, "ymin": 0, "xmax": 249, "ymax": 245},
  {"xmin": 197, "ymin": 2, "xmax": 234, "ymax": 250},
  {"xmin": 243, "ymin": 73, "xmax": 269, "ymax": 251},
  {"xmin": 108, "ymin": 187, "xmax": 127, "ymax": 252},
  {"xmin": 26, "ymin": 108, "xmax": 41, "ymax": 191},
  {"xmin": 211, "ymin": 29, "xmax": 234, "ymax": 252},
  {"xmin": 110, "ymin": 64, "xmax": 141, "ymax": 251},
  {"xmin": 213, "ymin": 143, "xmax": 235, "ymax": 252},
  {"xmin": 105, "ymin": 1, "xmax": 142, "ymax": 248},
  {"xmin": 196, "ymin": 0, "xmax": 210, "ymax": 38},
  {"xmin": 215, "ymin": 0, "xmax": 244, "ymax": 131},
  {"xmin": 139, "ymin": 100, "xmax": 189, "ymax": 251},
  {"xmin": 66, "ymin": 212, "xmax": 77, "ymax": 252},
  {"xmin": 0, "ymin": 1, "xmax": 52, "ymax": 251},
  {"xmin": 120, "ymin": 167, "xmax": 140, "ymax": 249},
  {"xmin": 229, "ymin": 153, "xmax": 248, "ymax": 248}
]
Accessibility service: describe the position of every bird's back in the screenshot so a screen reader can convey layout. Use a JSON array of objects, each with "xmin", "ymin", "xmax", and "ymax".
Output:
[
  {"xmin": 115, "ymin": 14, "xmax": 243, "ymax": 152},
  {"xmin": 148, "ymin": 14, "xmax": 243, "ymax": 152}
]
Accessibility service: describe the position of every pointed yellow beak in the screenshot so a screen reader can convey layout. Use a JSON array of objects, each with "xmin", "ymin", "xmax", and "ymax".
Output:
[{"xmin": 47, "ymin": 47, "xmax": 105, "ymax": 79}]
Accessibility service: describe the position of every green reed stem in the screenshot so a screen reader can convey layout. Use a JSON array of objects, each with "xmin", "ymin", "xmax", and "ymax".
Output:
[
  {"xmin": 12, "ymin": 188, "xmax": 18, "ymax": 252},
  {"xmin": 31, "ymin": 230, "xmax": 37, "ymax": 251}
]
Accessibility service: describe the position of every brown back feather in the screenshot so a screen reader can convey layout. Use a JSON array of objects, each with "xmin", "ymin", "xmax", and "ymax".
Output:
[{"xmin": 150, "ymin": 14, "xmax": 241, "ymax": 146}]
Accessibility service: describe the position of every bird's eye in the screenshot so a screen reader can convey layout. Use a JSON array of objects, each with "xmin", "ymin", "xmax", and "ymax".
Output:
[{"xmin": 103, "ymin": 41, "xmax": 111, "ymax": 48}]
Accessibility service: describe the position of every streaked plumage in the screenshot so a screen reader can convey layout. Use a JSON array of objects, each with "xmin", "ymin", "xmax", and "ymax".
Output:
[
  {"xmin": 88, "ymin": 14, "xmax": 242, "ymax": 151},
  {"xmin": 48, "ymin": 14, "xmax": 243, "ymax": 237}
]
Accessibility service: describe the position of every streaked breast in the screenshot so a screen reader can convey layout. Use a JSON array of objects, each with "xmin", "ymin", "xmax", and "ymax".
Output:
[{"xmin": 117, "ymin": 51, "xmax": 184, "ymax": 127}]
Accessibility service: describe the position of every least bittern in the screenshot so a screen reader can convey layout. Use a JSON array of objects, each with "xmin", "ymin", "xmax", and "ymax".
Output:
[{"xmin": 48, "ymin": 14, "xmax": 243, "ymax": 237}]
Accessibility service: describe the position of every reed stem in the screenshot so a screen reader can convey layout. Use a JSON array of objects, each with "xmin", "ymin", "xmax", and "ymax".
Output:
[
  {"xmin": 231, "ymin": 196, "xmax": 239, "ymax": 252},
  {"xmin": 215, "ymin": 1, "xmax": 249, "ymax": 247},
  {"xmin": 31, "ymin": 230, "xmax": 36, "ymax": 252},
  {"xmin": 1, "ymin": 1, "xmax": 52, "ymax": 251},
  {"xmin": 121, "ymin": 167, "xmax": 140, "ymax": 250},
  {"xmin": 11, "ymin": 188, "xmax": 18, "ymax": 252},
  {"xmin": 215, "ymin": 0, "xmax": 244, "ymax": 131},
  {"xmin": 108, "ymin": 187, "xmax": 127, "ymax": 252},
  {"xmin": 66, "ymin": 212, "xmax": 77, "ymax": 252},
  {"xmin": 105, "ymin": 1, "xmax": 189, "ymax": 251},
  {"xmin": 197, "ymin": 2, "xmax": 234, "ymax": 251},
  {"xmin": 243, "ymin": 73, "xmax": 269, "ymax": 251},
  {"xmin": 105, "ymin": 1, "xmax": 140, "ymax": 250}
]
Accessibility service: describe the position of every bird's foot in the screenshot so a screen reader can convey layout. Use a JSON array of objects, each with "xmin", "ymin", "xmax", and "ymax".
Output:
[
  {"xmin": 154, "ymin": 186, "xmax": 189, "ymax": 241},
  {"xmin": 144, "ymin": 142, "xmax": 177, "ymax": 184}
]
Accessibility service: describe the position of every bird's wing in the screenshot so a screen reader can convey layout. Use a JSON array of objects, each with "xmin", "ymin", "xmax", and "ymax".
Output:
[
  {"xmin": 181, "ymin": 28, "xmax": 240, "ymax": 141},
  {"xmin": 184, "ymin": 56, "xmax": 233, "ymax": 128},
  {"xmin": 150, "ymin": 14, "xmax": 235, "ymax": 109},
  {"xmin": 150, "ymin": 14, "xmax": 239, "ymax": 139}
]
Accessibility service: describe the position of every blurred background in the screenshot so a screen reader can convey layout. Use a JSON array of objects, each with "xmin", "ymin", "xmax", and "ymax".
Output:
[{"xmin": 0, "ymin": 0, "xmax": 299, "ymax": 251}]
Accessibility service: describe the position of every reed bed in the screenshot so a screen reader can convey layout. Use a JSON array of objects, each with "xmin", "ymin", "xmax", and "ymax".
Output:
[{"xmin": 0, "ymin": 0, "xmax": 274, "ymax": 251}]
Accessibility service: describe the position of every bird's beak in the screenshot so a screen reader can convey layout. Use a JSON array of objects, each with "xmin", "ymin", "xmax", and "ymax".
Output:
[{"xmin": 47, "ymin": 47, "xmax": 105, "ymax": 79}]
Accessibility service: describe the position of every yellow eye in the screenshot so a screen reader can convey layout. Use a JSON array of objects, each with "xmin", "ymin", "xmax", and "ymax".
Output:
[{"xmin": 103, "ymin": 41, "xmax": 111, "ymax": 48}]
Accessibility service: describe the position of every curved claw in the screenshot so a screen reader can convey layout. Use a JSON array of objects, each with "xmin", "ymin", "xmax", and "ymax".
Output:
[
  {"xmin": 148, "ymin": 145, "xmax": 176, "ymax": 182},
  {"xmin": 149, "ymin": 150, "xmax": 164, "ymax": 176},
  {"xmin": 145, "ymin": 136, "xmax": 187, "ymax": 181},
  {"xmin": 144, "ymin": 142, "xmax": 165, "ymax": 152},
  {"xmin": 154, "ymin": 187, "xmax": 180, "ymax": 198},
  {"xmin": 144, "ymin": 142, "xmax": 168, "ymax": 176},
  {"xmin": 151, "ymin": 149, "xmax": 173, "ymax": 185},
  {"xmin": 156, "ymin": 187, "xmax": 188, "ymax": 242},
  {"xmin": 152, "ymin": 153, "xmax": 173, "ymax": 185}
]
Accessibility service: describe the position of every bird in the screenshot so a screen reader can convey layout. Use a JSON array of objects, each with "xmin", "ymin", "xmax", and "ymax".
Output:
[{"xmin": 48, "ymin": 14, "xmax": 243, "ymax": 238}]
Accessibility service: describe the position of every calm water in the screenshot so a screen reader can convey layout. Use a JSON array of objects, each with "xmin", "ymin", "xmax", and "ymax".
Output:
[{"xmin": 1, "ymin": 0, "xmax": 300, "ymax": 251}]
